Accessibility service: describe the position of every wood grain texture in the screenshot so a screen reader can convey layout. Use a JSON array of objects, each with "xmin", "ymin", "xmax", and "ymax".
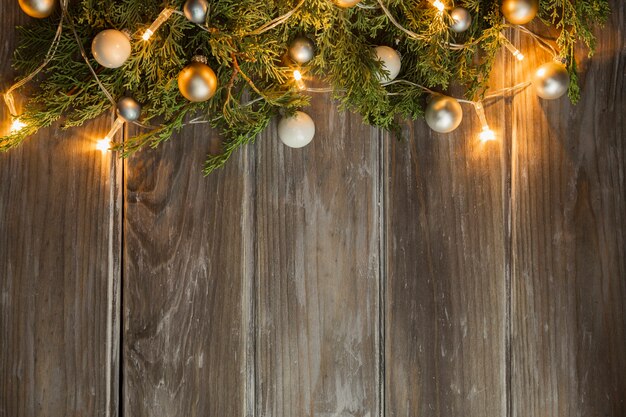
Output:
[
  {"xmin": 122, "ymin": 126, "xmax": 253, "ymax": 417},
  {"xmin": 254, "ymin": 95, "xmax": 381, "ymax": 417},
  {"xmin": 384, "ymin": 54, "xmax": 510, "ymax": 415},
  {"xmin": 0, "ymin": 2, "xmax": 122, "ymax": 416},
  {"xmin": 509, "ymin": 1, "xmax": 626, "ymax": 415}
]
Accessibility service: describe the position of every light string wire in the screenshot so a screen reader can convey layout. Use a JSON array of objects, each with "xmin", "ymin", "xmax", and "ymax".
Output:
[{"xmin": 3, "ymin": 0, "xmax": 560, "ymax": 141}]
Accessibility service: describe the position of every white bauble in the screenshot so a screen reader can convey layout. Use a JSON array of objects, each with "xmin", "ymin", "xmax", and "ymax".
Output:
[
  {"xmin": 91, "ymin": 29, "xmax": 132, "ymax": 69},
  {"xmin": 374, "ymin": 46, "xmax": 401, "ymax": 82},
  {"xmin": 425, "ymin": 95, "xmax": 463, "ymax": 133},
  {"xmin": 278, "ymin": 111, "xmax": 315, "ymax": 148}
]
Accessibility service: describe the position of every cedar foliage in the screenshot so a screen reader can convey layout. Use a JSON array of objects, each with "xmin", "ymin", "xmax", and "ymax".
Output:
[{"xmin": 0, "ymin": 0, "xmax": 610, "ymax": 174}]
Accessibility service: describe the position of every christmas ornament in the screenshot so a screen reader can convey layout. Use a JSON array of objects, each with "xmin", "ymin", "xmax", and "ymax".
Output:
[
  {"xmin": 449, "ymin": 7, "xmax": 472, "ymax": 33},
  {"xmin": 18, "ymin": 0, "xmax": 56, "ymax": 18},
  {"xmin": 278, "ymin": 111, "xmax": 315, "ymax": 148},
  {"xmin": 532, "ymin": 61, "xmax": 570, "ymax": 100},
  {"xmin": 501, "ymin": 0, "xmax": 538, "ymax": 25},
  {"xmin": 425, "ymin": 95, "xmax": 463, "ymax": 133},
  {"xmin": 335, "ymin": 0, "xmax": 362, "ymax": 8},
  {"xmin": 183, "ymin": 0, "xmax": 209, "ymax": 24},
  {"xmin": 117, "ymin": 97, "xmax": 142, "ymax": 122},
  {"xmin": 288, "ymin": 36, "xmax": 315, "ymax": 64},
  {"xmin": 374, "ymin": 46, "xmax": 401, "ymax": 82},
  {"xmin": 91, "ymin": 29, "xmax": 132, "ymax": 69},
  {"xmin": 177, "ymin": 56, "xmax": 218, "ymax": 102}
]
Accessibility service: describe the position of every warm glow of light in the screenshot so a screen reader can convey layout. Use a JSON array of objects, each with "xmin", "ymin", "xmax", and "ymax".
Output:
[
  {"xmin": 293, "ymin": 70, "xmax": 306, "ymax": 90},
  {"xmin": 142, "ymin": 29, "xmax": 154, "ymax": 41},
  {"xmin": 10, "ymin": 118, "xmax": 26, "ymax": 133},
  {"xmin": 432, "ymin": 0, "xmax": 445, "ymax": 12},
  {"xmin": 514, "ymin": 51, "xmax": 525, "ymax": 61},
  {"xmin": 479, "ymin": 127, "xmax": 496, "ymax": 143},
  {"xmin": 96, "ymin": 138, "xmax": 112, "ymax": 153}
]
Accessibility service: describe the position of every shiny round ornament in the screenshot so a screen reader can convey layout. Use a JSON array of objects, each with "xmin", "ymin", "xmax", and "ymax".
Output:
[
  {"xmin": 117, "ymin": 97, "xmax": 142, "ymax": 122},
  {"xmin": 18, "ymin": 0, "xmax": 56, "ymax": 18},
  {"xmin": 532, "ymin": 61, "xmax": 570, "ymax": 100},
  {"xmin": 334, "ymin": 0, "xmax": 362, "ymax": 7},
  {"xmin": 288, "ymin": 36, "xmax": 315, "ymax": 64},
  {"xmin": 501, "ymin": 0, "xmax": 538, "ymax": 25},
  {"xmin": 425, "ymin": 95, "xmax": 463, "ymax": 133},
  {"xmin": 449, "ymin": 7, "xmax": 472, "ymax": 33},
  {"xmin": 91, "ymin": 29, "xmax": 132, "ymax": 69},
  {"xmin": 278, "ymin": 111, "xmax": 315, "ymax": 149},
  {"xmin": 183, "ymin": 0, "xmax": 209, "ymax": 24},
  {"xmin": 177, "ymin": 56, "xmax": 218, "ymax": 102},
  {"xmin": 374, "ymin": 46, "xmax": 401, "ymax": 82}
]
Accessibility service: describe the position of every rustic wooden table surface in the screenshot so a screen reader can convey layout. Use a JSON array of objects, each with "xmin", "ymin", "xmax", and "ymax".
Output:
[{"xmin": 1, "ymin": 1, "xmax": 624, "ymax": 416}]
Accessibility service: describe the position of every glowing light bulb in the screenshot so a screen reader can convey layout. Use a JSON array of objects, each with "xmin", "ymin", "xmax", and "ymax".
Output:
[
  {"xmin": 479, "ymin": 127, "xmax": 496, "ymax": 142},
  {"xmin": 500, "ymin": 33, "xmax": 524, "ymax": 61},
  {"xmin": 142, "ymin": 8, "xmax": 174, "ymax": 41},
  {"xmin": 293, "ymin": 70, "xmax": 306, "ymax": 90},
  {"xmin": 431, "ymin": 0, "xmax": 445, "ymax": 13},
  {"xmin": 10, "ymin": 118, "xmax": 26, "ymax": 133},
  {"xmin": 96, "ymin": 138, "xmax": 112, "ymax": 153}
]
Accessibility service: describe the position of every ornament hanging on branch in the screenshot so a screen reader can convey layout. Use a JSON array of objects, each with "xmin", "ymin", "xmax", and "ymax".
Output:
[
  {"xmin": 449, "ymin": 7, "xmax": 472, "ymax": 33},
  {"xmin": 116, "ymin": 97, "xmax": 142, "ymax": 122},
  {"xmin": 91, "ymin": 29, "xmax": 132, "ymax": 69},
  {"xmin": 183, "ymin": 0, "xmax": 209, "ymax": 24},
  {"xmin": 288, "ymin": 36, "xmax": 315, "ymax": 65},
  {"xmin": 278, "ymin": 111, "xmax": 315, "ymax": 148},
  {"xmin": 532, "ymin": 61, "xmax": 570, "ymax": 100},
  {"xmin": 501, "ymin": 0, "xmax": 538, "ymax": 25},
  {"xmin": 374, "ymin": 46, "xmax": 401, "ymax": 82},
  {"xmin": 18, "ymin": 0, "xmax": 56, "ymax": 18},
  {"xmin": 177, "ymin": 56, "xmax": 218, "ymax": 102},
  {"xmin": 425, "ymin": 95, "xmax": 463, "ymax": 133}
]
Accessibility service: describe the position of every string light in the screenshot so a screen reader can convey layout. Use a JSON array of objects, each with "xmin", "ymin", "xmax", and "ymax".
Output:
[
  {"xmin": 142, "ymin": 8, "xmax": 174, "ymax": 41},
  {"xmin": 473, "ymin": 101, "xmax": 496, "ymax": 142},
  {"xmin": 293, "ymin": 70, "xmax": 306, "ymax": 90},
  {"xmin": 10, "ymin": 118, "xmax": 26, "ymax": 133},
  {"xmin": 500, "ymin": 33, "xmax": 525, "ymax": 61},
  {"xmin": 97, "ymin": 117, "xmax": 125, "ymax": 151},
  {"xmin": 96, "ymin": 138, "xmax": 112, "ymax": 153},
  {"xmin": 430, "ymin": 0, "xmax": 445, "ymax": 13}
]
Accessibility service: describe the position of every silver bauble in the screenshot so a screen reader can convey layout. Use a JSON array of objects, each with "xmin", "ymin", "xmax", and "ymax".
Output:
[
  {"xmin": 177, "ymin": 56, "xmax": 218, "ymax": 102},
  {"xmin": 91, "ymin": 29, "xmax": 132, "ymax": 69},
  {"xmin": 532, "ymin": 61, "xmax": 570, "ymax": 100},
  {"xmin": 425, "ymin": 95, "xmax": 463, "ymax": 133},
  {"xmin": 18, "ymin": 0, "xmax": 56, "ymax": 18},
  {"xmin": 335, "ymin": 0, "xmax": 362, "ymax": 7},
  {"xmin": 117, "ymin": 97, "xmax": 142, "ymax": 122},
  {"xmin": 501, "ymin": 0, "xmax": 538, "ymax": 25},
  {"xmin": 450, "ymin": 7, "xmax": 472, "ymax": 33},
  {"xmin": 183, "ymin": 0, "xmax": 209, "ymax": 24},
  {"xmin": 288, "ymin": 36, "xmax": 315, "ymax": 64},
  {"xmin": 374, "ymin": 46, "xmax": 402, "ymax": 82}
]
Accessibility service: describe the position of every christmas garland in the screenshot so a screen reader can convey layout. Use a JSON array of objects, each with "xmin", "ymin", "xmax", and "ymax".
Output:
[{"xmin": 1, "ymin": 0, "xmax": 609, "ymax": 174}]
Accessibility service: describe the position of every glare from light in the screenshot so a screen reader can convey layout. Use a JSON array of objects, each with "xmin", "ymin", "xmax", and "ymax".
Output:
[
  {"xmin": 10, "ymin": 118, "xmax": 26, "ymax": 133},
  {"xmin": 479, "ymin": 127, "xmax": 496, "ymax": 143},
  {"xmin": 514, "ymin": 51, "xmax": 525, "ymax": 61},
  {"xmin": 432, "ymin": 0, "xmax": 445, "ymax": 12},
  {"xmin": 293, "ymin": 70, "xmax": 306, "ymax": 90},
  {"xmin": 142, "ymin": 29, "xmax": 154, "ymax": 41},
  {"xmin": 96, "ymin": 138, "xmax": 112, "ymax": 153}
]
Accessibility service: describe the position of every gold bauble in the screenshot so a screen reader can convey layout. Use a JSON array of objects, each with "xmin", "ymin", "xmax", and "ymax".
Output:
[
  {"xmin": 532, "ymin": 61, "xmax": 570, "ymax": 100},
  {"xmin": 18, "ymin": 0, "xmax": 56, "ymax": 18},
  {"xmin": 334, "ymin": 0, "xmax": 362, "ymax": 8},
  {"xmin": 501, "ymin": 0, "xmax": 538, "ymax": 25},
  {"xmin": 425, "ymin": 95, "xmax": 463, "ymax": 133},
  {"xmin": 177, "ymin": 56, "xmax": 218, "ymax": 102}
]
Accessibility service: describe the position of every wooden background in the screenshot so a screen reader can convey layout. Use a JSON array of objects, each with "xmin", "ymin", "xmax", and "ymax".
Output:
[{"xmin": 1, "ymin": 0, "xmax": 624, "ymax": 416}]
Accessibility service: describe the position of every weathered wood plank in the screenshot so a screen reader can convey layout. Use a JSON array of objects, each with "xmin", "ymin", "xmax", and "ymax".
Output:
[
  {"xmin": 254, "ymin": 95, "xmax": 381, "ymax": 417},
  {"xmin": 122, "ymin": 126, "xmax": 252, "ymax": 417},
  {"xmin": 384, "ymin": 54, "xmax": 510, "ymax": 415},
  {"xmin": 0, "ymin": 3, "xmax": 122, "ymax": 416},
  {"xmin": 510, "ymin": 1, "xmax": 626, "ymax": 415}
]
